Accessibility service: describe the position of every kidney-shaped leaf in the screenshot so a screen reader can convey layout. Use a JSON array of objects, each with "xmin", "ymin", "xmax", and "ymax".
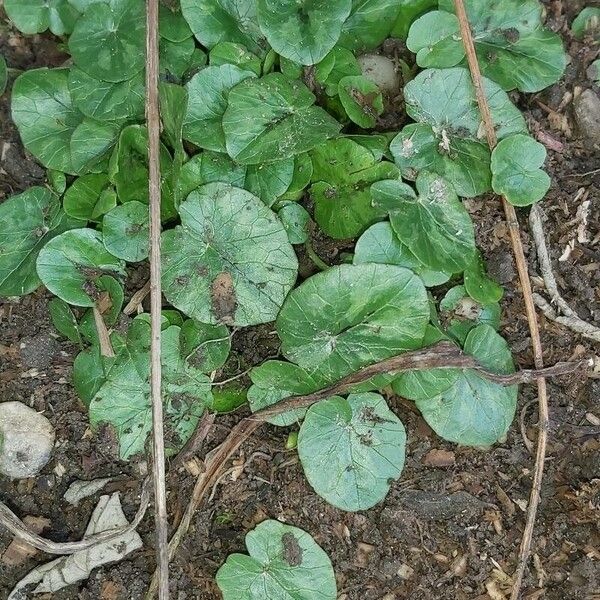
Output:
[
  {"xmin": 0, "ymin": 188, "xmax": 81, "ymax": 296},
  {"xmin": 276, "ymin": 263, "xmax": 429, "ymax": 382},
  {"xmin": 102, "ymin": 201, "xmax": 149, "ymax": 263},
  {"xmin": 216, "ymin": 519, "xmax": 337, "ymax": 600},
  {"xmin": 298, "ymin": 393, "xmax": 406, "ymax": 511},
  {"xmin": 257, "ymin": 0, "xmax": 351, "ymax": 66},
  {"xmin": 162, "ymin": 183, "xmax": 298, "ymax": 326},
  {"xmin": 223, "ymin": 73, "xmax": 341, "ymax": 164},
  {"xmin": 5, "ymin": 0, "xmax": 80, "ymax": 35},
  {"xmin": 373, "ymin": 172, "xmax": 476, "ymax": 273},
  {"xmin": 413, "ymin": 324, "xmax": 518, "ymax": 446},
  {"xmin": 68, "ymin": 0, "xmax": 146, "ymax": 83},
  {"xmin": 491, "ymin": 134, "xmax": 550, "ymax": 206},
  {"xmin": 36, "ymin": 228, "xmax": 126, "ymax": 307}
]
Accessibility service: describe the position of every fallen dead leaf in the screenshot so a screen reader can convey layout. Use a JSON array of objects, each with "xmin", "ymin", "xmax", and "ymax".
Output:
[{"xmin": 422, "ymin": 449, "xmax": 455, "ymax": 467}]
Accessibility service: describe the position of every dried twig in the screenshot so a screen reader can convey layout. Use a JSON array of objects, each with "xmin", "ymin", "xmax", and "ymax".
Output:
[
  {"xmin": 123, "ymin": 280, "xmax": 151, "ymax": 315},
  {"xmin": 92, "ymin": 306, "xmax": 115, "ymax": 357},
  {"xmin": 145, "ymin": 0, "xmax": 169, "ymax": 596},
  {"xmin": 529, "ymin": 205, "xmax": 600, "ymax": 343},
  {"xmin": 0, "ymin": 477, "xmax": 150, "ymax": 554},
  {"xmin": 144, "ymin": 342, "xmax": 590, "ymax": 598},
  {"xmin": 453, "ymin": 1, "xmax": 549, "ymax": 597}
]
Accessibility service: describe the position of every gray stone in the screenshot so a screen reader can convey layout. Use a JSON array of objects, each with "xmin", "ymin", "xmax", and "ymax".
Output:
[
  {"xmin": 0, "ymin": 401, "xmax": 55, "ymax": 478},
  {"xmin": 358, "ymin": 54, "xmax": 401, "ymax": 95},
  {"xmin": 573, "ymin": 89, "xmax": 600, "ymax": 145}
]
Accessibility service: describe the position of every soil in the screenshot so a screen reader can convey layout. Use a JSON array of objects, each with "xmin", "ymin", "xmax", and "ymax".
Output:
[{"xmin": 1, "ymin": 2, "xmax": 599, "ymax": 599}]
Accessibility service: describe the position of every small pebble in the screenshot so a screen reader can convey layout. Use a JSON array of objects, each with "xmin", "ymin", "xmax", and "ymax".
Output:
[
  {"xmin": 573, "ymin": 89, "xmax": 600, "ymax": 145},
  {"xmin": 358, "ymin": 54, "xmax": 401, "ymax": 95},
  {"xmin": 0, "ymin": 401, "xmax": 55, "ymax": 478}
]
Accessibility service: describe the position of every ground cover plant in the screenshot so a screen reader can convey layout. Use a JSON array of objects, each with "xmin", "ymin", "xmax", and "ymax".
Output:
[{"xmin": 0, "ymin": 0, "xmax": 571, "ymax": 597}]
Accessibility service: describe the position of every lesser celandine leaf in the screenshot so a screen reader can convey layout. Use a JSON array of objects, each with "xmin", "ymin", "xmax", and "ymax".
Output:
[
  {"xmin": 162, "ymin": 183, "xmax": 298, "ymax": 326},
  {"xmin": 78, "ymin": 275, "xmax": 125, "ymax": 342},
  {"xmin": 353, "ymin": 222, "xmax": 451, "ymax": 287},
  {"xmin": 337, "ymin": 75, "xmax": 383, "ymax": 128},
  {"xmin": 5, "ymin": 0, "xmax": 79, "ymax": 35},
  {"xmin": 36, "ymin": 228, "xmax": 126, "ymax": 307},
  {"xmin": 159, "ymin": 36, "xmax": 196, "ymax": 79},
  {"xmin": 209, "ymin": 42, "xmax": 262, "ymax": 75},
  {"xmin": 0, "ymin": 188, "xmax": 81, "ymax": 296},
  {"xmin": 278, "ymin": 203, "xmax": 310, "ymax": 244},
  {"xmin": 48, "ymin": 298, "xmax": 82, "ymax": 345},
  {"xmin": 180, "ymin": 320, "xmax": 231, "ymax": 373},
  {"xmin": 276, "ymin": 263, "xmax": 429, "ymax": 382},
  {"xmin": 414, "ymin": 325, "xmax": 517, "ymax": 447},
  {"xmin": 572, "ymin": 7, "xmax": 600, "ymax": 40},
  {"xmin": 223, "ymin": 73, "xmax": 341, "ymax": 164},
  {"xmin": 257, "ymin": 0, "xmax": 351, "ymax": 66},
  {"xmin": 181, "ymin": 0, "xmax": 267, "ymax": 56},
  {"xmin": 406, "ymin": 11, "xmax": 464, "ymax": 68},
  {"xmin": 102, "ymin": 202, "xmax": 149, "ymax": 263},
  {"xmin": 436, "ymin": 0, "xmax": 567, "ymax": 92},
  {"xmin": 463, "ymin": 252, "xmax": 503, "ymax": 305},
  {"xmin": 373, "ymin": 173, "xmax": 476, "ymax": 273},
  {"xmin": 216, "ymin": 520, "xmax": 337, "ymax": 600},
  {"xmin": 47, "ymin": 170, "xmax": 67, "ymax": 195},
  {"xmin": 245, "ymin": 159, "xmax": 294, "ymax": 206},
  {"xmin": 68, "ymin": 0, "xmax": 146, "ymax": 83},
  {"xmin": 391, "ymin": 0, "xmax": 436, "ymax": 39},
  {"xmin": 183, "ymin": 64, "xmax": 256, "ymax": 152},
  {"xmin": 159, "ymin": 3, "xmax": 193, "ymax": 42},
  {"xmin": 63, "ymin": 174, "xmax": 113, "ymax": 221},
  {"xmin": 298, "ymin": 393, "xmax": 406, "ymax": 511},
  {"xmin": 491, "ymin": 134, "xmax": 551, "ymax": 206},
  {"xmin": 338, "ymin": 0, "xmax": 400, "ymax": 51}
]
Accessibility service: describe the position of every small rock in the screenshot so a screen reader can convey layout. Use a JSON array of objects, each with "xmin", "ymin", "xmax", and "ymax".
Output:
[
  {"xmin": 358, "ymin": 54, "xmax": 401, "ymax": 95},
  {"xmin": 573, "ymin": 89, "xmax": 600, "ymax": 146},
  {"xmin": 20, "ymin": 334, "xmax": 59, "ymax": 370},
  {"xmin": 397, "ymin": 563, "xmax": 414, "ymax": 580},
  {"xmin": 487, "ymin": 251, "xmax": 516, "ymax": 284},
  {"xmin": 0, "ymin": 401, "xmax": 55, "ymax": 478},
  {"xmin": 423, "ymin": 449, "xmax": 456, "ymax": 467}
]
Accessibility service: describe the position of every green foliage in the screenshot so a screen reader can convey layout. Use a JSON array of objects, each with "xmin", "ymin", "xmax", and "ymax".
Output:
[
  {"xmin": 298, "ymin": 393, "xmax": 406, "ymax": 511},
  {"xmin": 571, "ymin": 7, "xmax": 600, "ymax": 40},
  {"xmin": 338, "ymin": 75, "xmax": 384, "ymax": 128},
  {"xmin": 0, "ymin": 55, "xmax": 7, "ymax": 95},
  {"xmin": 216, "ymin": 520, "xmax": 337, "ymax": 599},
  {"xmin": 5, "ymin": 0, "xmax": 80, "ymax": 35}
]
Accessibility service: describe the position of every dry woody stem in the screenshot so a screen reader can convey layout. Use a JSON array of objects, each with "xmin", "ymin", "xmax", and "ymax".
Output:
[{"xmin": 453, "ymin": 1, "xmax": 550, "ymax": 597}]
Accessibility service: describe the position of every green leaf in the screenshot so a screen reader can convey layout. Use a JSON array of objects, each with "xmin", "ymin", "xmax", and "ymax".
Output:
[
  {"xmin": 248, "ymin": 360, "xmax": 324, "ymax": 426},
  {"xmin": 390, "ymin": 123, "xmax": 491, "ymax": 198},
  {"xmin": 276, "ymin": 263, "xmax": 429, "ymax": 381},
  {"xmin": 78, "ymin": 275, "xmax": 125, "ymax": 342},
  {"xmin": 68, "ymin": 0, "xmax": 146, "ymax": 83},
  {"xmin": 245, "ymin": 159, "xmax": 294, "ymax": 206},
  {"xmin": 5, "ymin": 0, "xmax": 79, "ymax": 35},
  {"xmin": 588, "ymin": 60, "xmax": 600, "ymax": 85},
  {"xmin": 257, "ymin": 0, "xmax": 351, "ymax": 66},
  {"xmin": 11, "ymin": 68, "xmax": 118, "ymax": 175},
  {"xmin": 281, "ymin": 153, "xmax": 313, "ymax": 200},
  {"xmin": 73, "ymin": 343, "xmax": 118, "ymax": 406},
  {"xmin": 216, "ymin": 520, "xmax": 337, "ymax": 600},
  {"xmin": 48, "ymin": 298, "xmax": 82, "ymax": 345},
  {"xmin": 181, "ymin": 0, "xmax": 268, "ymax": 56},
  {"xmin": 414, "ymin": 325, "xmax": 517, "ymax": 446},
  {"xmin": 102, "ymin": 202, "xmax": 149, "ymax": 263},
  {"xmin": 406, "ymin": 11, "xmax": 464, "ymax": 68},
  {"xmin": 390, "ymin": 0, "xmax": 437, "ymax": 39},
  {"xmin": 338, "ymin": 75, "xmax": 383, "ymax": 128},
  {"xmin": 89, "ymin": 319, "xmax": 212, "ymax": 459},
  {"xmin": 353, "ymin": 222, "xmax": 451, "ymax": 287},
  {"xmin": 373, "ymin": 173, "xmax": 476, "ymax": 273},
  {"xmin": 47, "ymin": 169, "xmax": 67, "ymax": 195},
  {"xmin": 63, "ymin": 174, "xmax": 113, "ymax": 221},
  {"xmin": 36, "ymin": 228, "xmax": 126, "ymax": 307},
  {"xmin": 180, "ymin": 319, "xmax": 231, "ymax": 373},
  {"xmin": 223, "ymin": 73, "xmax": 341, "ymax": 164},
  {"xmin": 162, "ymin": 182, "xmax": 298, "ymax": 326},
  {"xmin": 160, "ymin": 36, "xmax": 196, "ymax": 79},
  {"xmin": 491, "ymin": 134, "xmax": 550, "ymax": 206},
  {"xmin": 310, "ymin": 138, "xmax": 399, "ymax": 239},
  {"xmin": 209, "ymin": 42, "xmax": 262, "ymax": 75},
  {"xmin": 0, "ymin": 56, "xmax": 7, "ymax": 96},
  {"xmin": 159, "ymin": 3, "xmax": 193, "ymax": 42},
  {"xmin": 298, "ymin": 393, "xmax": 406, "ymax": 511},
  {"xmin": 464, "ymin": 252, "xmax": 503, "ymax": 305},
  {"xmin": 435, "ymin": 0, "xmax": 566, "ymax": 92},
  {"xmin": 319, "ymin": 47, "xmax": 361, "ymax": 97},
  {"xmin": 183, "ymin": 64, "xmax": 256, "ymax": 152},
  {"xmin": 69, "ymin": 68, "xmax": 145, "ymax": 123},
  {"xmin": 572, "ymin": 7, "xmax": 600, "ymax": 40},
  {"xmin": 210, "ymin": 384, "xmax": 248, "ymax": 413},
  {"xmin": 278, "ymin": 203, "xmax": 310, "ymax": 244},
  {"xmin": 339, "ymin": 0, "xmax": 401, "ymax": 51},
  {"xmin": 0, "ymin": 187, "xmax": 81, "ymax": 296}
]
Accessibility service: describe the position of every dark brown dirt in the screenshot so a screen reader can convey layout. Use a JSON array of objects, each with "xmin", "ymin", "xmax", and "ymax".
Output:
[{"xmin": 1, "ymin": 2, "xmax": 599, "ymax": 599}]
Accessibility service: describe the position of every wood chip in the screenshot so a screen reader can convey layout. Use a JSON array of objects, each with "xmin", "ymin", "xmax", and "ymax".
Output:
[
  {"xmin": 422, "ymin": 449, "xmax": 456, "ymax": 467},
  {"xmin": 1, "ymin": 516, "xmax": 50, "ymax": 567}
]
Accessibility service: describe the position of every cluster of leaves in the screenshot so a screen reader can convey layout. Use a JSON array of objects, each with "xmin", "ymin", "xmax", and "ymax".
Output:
[{"xmin": 1, "ymin": 0, "xmax": 567, "ymax": 595}]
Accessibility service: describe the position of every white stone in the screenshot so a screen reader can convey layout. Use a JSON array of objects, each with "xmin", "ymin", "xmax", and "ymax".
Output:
[
  {"xmin": 0, "ymin": 401, "xmax": 55, "ymax": 479},
  {"xmin": 358, "ymin": 54, "xmax": 400, "ymax": 95}
]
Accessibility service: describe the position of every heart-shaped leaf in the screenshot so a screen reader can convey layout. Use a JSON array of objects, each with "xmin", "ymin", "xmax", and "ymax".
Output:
[
  {"xmin": 278, "ymin": 203, "xmax": 310, "ymax": 244},
  {"xmin": 0, "ymin": 187, "xmax": 81, "ymax": 296},
  {"xmin": 181, "ymin": 0, "xmax": 268, "ymax": 56},
  {"xmin": 372, "ymin": 172, "xmax": 476, "ymax": 273},
  {"xmin": 216, "ymin": 520, "xmax": 337, "ymax": 600},
  {"xmin": 63, "ymin": 174, "xmax": 116, "ymax": 222},
  {"xmin": 298, "ymin": 392, "xmax": 406, "ymax": 511},
  {"xmin": 180, "ymin": 319, "xmax": 231, "ymax": 373},
  {"xmin": 162, "ymin": 182, "xmax": 298, "ymax": 326},
  {"xmin": 463, "ymin": 252, "xmax": 504, "ymax": 305},
  {"xmin": 257, "ymin": 0, "xmax": 351, "ymax": 66},
  {"xmin": 406, "ymin": 11, "xmax": 464, "ymax": 68},
  {"xmin": 36, "ymin": 228, "xmax": 126, "ymax": 307},
  {"xmin": 338, "ymin": 75, "xmax": 384, "ymax": 128},
  {"xmin": 102, "ymin": 202, "xmax": 149, "ymax": 263},
  {"xmin": 5, "ymin": 0, "xmax": 79, "ymax": 35},
  {"xmin": 159, "ymin": 3, "xmax": 193, "ymax": 42},
  {"xmin": 491, "ymin": 134, "xmax": 550, "ymax": 206},
  {"xmin": 339, "ymin": 0, "xmax": 401, "ymax": 51},
  {"xmin": 276, "ymin": 263, "xmax": 429, "ymax": 381},
  {"xmin": 572, "ymin": 7, "xmax": 600, "ymax": 40},
  {"xmin": 209, "ymin": 42, "xmax": 262, "ymax": 75},
  {"xmin": 245, "ymin": 159, "xmax": 295, "ymax": 206},
  {"xmin": 223, "ymin": 73, "xmax": 341, "ymax": 164},
  {"xmin": 432, "ymin": 0, "xmax": 567, "ymax": 92},
  {"xmin": 68, "ymin": 0, "xmax": 146, "ymax": 83},
  {"xmin": 12, "ymin": 68, "xmax": 119, "ymax": 174},
  {"xmin": 353, "ymin": 221, "xmax": 451, "ymax": 287}
]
